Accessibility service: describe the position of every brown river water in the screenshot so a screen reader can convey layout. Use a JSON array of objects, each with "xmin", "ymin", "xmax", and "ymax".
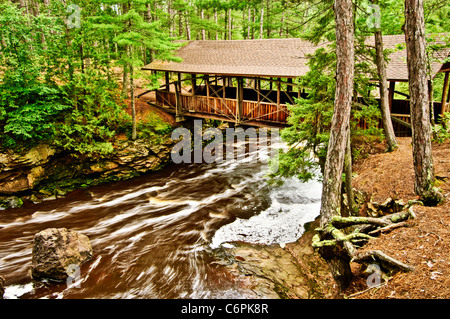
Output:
[{"xmin": 0, "ymin": 135, "xmax": 322, "ymax": 299}]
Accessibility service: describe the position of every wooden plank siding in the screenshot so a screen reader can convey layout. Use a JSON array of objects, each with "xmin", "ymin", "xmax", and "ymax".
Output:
[{"xmin": 156, "ymin": 90, "xmax": 289, "ymax": 125}]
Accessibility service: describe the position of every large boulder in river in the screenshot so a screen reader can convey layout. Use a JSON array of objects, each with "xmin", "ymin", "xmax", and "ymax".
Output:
[{"xmin": 31, "ymin": 228, "xmax": 93, "ymax": 282}]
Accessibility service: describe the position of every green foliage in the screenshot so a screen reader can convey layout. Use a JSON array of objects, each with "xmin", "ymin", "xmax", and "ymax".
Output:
[
  {"xmin": 268, "ymin": 12, "xmax": 384, "ymax": 185},
  {"xmin": 0, "ymin": 1, "xmax": 177, "ymax": 156},
  {"xmin": 2, "ymin": 87, "xmax": 70, "ymax": 142},
  {"xmin": 53, "ymin": 109, "xmax": 115, "ymax": 158},
  {"xmin": 268, "ymin": 47, "xmax": 335, "ymax": 185},
  {"xmin": 53, "ymin": 69, "xmax": 130, "ymax": 158},
  {"xmin": 0, "ymin": 2, "xmax": 70, "ymax": 148},
  {"xmin": 432, "ymin": 113, "xmax": 450, "ymax": 143},
  {"xmin": 135, "ymin": 113, "xmax": 173, "ymax": 143}
]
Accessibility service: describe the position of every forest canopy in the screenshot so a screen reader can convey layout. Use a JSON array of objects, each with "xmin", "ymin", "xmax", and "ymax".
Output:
[{"xmin": 0, "ymin": 0, "xmax": 448, "ymax": 159}]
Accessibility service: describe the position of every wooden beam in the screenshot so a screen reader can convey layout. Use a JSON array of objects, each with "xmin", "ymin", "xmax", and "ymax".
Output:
[
  {"xmin": 287, "ymin": 78, "xmax": 293, "ymax": 92},
  {"xmin": 191, "ymin": 74, "xmax": 197, "ymax": 94},
  {"xmin": 388, "ymin": 81, "xmax": 396, "ymax": 112},
  {"xmin": 175, "ymin": 73, "xmax": 183, "ymax": 117},
  {"xmin": 277, "ymin": 78, "xmax": 281, "ymax": 122},
  {"xmin": 165, "ymin": 72, "xmax": 170, "ymax": 92},
  {"xmin": 441, "ymin": 71, "xmax": 449, "ymax": 115},
  {"xmin": 257, "ymin": 79, "xmax": 261, "ymax": 104},
  {"xmin": 205, "ymin": 75, "xmax": 210, "ymax": 99},
  {"xmin": 237, "ymin": 77, "xmax": 244, "ymax": 123},
  {"xmin": 223, "ymin": 77, "xmax": 227, "ymax": 100},
  {"xmin": 391, "ymin": 115, "xmax": 411, "ymax": 129},
  {"xmin": 251, "ymin": 76, "xmax": 301, "ymax": 87}
]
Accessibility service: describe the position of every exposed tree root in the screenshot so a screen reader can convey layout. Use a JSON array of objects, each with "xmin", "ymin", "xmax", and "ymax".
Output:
[
  {"xmin": 312, "ymin": 202, "xmax": 417, "ymax": 288},
  {"xmin": 351, "ymin": 250, "xmax": 414, "ymax": 272}
]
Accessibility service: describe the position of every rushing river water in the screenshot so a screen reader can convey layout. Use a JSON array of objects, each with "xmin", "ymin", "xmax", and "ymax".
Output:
[{"xmin": 0, "ymin": 133, "xmax": 322, "ymax": 299}]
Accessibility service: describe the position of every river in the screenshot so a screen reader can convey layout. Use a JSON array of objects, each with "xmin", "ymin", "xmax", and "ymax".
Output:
[{"xmin": 0, "ymin": 133, "xmax": 322, "ymax": 299}]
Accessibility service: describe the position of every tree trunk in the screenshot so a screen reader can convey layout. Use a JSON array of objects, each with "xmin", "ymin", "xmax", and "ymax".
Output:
[
  {"xmin": 228, "ymin": 8, "xmax": 232, "ymax": 40},
  {"xmin": 186, "ymin": 12, "xmax": 191, "ymax": 41},
  {"xmin": 319, "ymin": 0, "xmax": 355, "ymax": 291},
  {"xmin": 441, "ymin": 72, "xmax": 449, "ymax": 118},
  {"xmin": 259, "ymin": 7, "xmax": 264, "ymax": 39},
  {"xmin": 320, "ymin": 0, "xmax": 355, "ymax": 226},
  {"xmin": 374, "ymin": 24, "xmax": 398, "ymax": 151},
  {"xmin": 404, "ymin": 0, "xmax": 441, "ymax": 203},
  {"xmin": 129, "ymin": 47, "xmax": 136, "ymax": 141},
  {"xmin": 344, "ymin": 127, "xmax": 356, "ymax": 215},
  {"xmin": 265, "ymin": 0, "xmax": 271, "ymax": 38},
  {"xmin": 247, "ymin": 7, "xmax": 251, "ymax": 39},
  {"xmin": 122, "ymin": 60, "xmax": 129, "ymax": 98},
  {"xmin": 146, "ymin": 3, "xmax": 152, "ymax": 23},
  {"xmin": 214, "ymin": 9, "xmax": 218, "ymax": 40},
  {"xmin": 201, "ymin": 9, "xmax": 206, "ymax": 40}
]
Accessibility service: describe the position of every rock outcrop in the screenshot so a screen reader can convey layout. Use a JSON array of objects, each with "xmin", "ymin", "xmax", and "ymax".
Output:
[
  {"xmin": 0, "ymin": 144, "xmax": 55, "ymax": 194},
  {"xmin": 0, "ymin": 137, "xmax": 173, "ymax": 208},
  {"xmin": 215, "ymin": 218, "xmax": 336, "ymax": 299},
  {"xmin": 31, "ymin": 228, "xmax": 93, "ymax": 282}
]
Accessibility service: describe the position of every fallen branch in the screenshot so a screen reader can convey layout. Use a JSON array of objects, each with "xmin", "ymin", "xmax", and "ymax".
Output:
[
  {"xmin": 368, "ymin": 221, "xmax": 409, "ymax": 235},
  {"xmin": 351, "ymin": 250, "xmax": 414, "ymax": 272},
  {"xmin": 347, "ymin": 281, "xmax": 388, "ymax": 299}
]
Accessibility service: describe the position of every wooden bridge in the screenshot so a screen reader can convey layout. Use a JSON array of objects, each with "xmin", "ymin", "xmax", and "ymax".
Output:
[
  {"xmin": 140, "ymin": 37, "xmax": 450, "ymax": 134},
  {"xmin": 141, "ymin": 75, "xmax": 303, "ymax": 128}
]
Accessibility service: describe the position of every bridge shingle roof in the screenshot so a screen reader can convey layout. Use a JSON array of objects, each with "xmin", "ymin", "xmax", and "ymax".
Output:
[{"xmin": 142, "ymin": 35, "xmax": 449, "ymax": 81}]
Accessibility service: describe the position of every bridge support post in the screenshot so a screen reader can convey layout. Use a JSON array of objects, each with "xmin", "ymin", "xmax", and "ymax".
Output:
[
  {"xmin": 388, "ymin": 81, "xmax": 395, "ymax": 112},
  {"xmin": 236, "ymin": 77, "xmax": 244, "ymax": 124},
  {"xmin": 175, "ymin": 72, "xmax": 185, "ymax": 122},
  {"xmin": 165, "ymin": 72, "xmax": 170, "ymax": 92}
]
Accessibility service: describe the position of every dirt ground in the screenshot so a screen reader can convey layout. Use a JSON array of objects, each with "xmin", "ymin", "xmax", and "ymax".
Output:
[
  {"xmin": 124, "ymin": 88, "xmax": 178, "ymax": 128},
  {"xmin": 344, "ymin": 137, "xmax": 450, "ymax": 299},
  {"xmin": 114, "ymin": 66, "xmax": 178, "ymax": 128}
]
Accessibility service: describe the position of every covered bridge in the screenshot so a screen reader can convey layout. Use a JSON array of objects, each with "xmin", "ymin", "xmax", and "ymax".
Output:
[{"xmin": 140, "ymin": 35, "xmax": 449, "ymax": 133}]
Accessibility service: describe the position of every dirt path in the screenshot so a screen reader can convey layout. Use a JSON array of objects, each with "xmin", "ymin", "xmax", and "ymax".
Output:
[{"xmin": 345, "ymin": 137, "xmax": 450, "ymax": 298}]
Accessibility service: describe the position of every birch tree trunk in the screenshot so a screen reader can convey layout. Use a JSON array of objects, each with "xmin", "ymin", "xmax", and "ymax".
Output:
[
  {"xmin": 186, "ymin": 12, "xmax": 191, "ymax": 40},
  {"xmin": 259, "ymin": 8, "xmax": 264, "ymax": 39},
  {"xmin": 201, "ymin": 9, "xmax": 206, "ymax": 40},
  {"xmin": 318, "ymin": 0, "xmax": 355, "ymax": 290},
  {"xmin": 247, "ymin": 7, "xmax": 251, "ymax": 39},
  {"xmin": 228, "ymin": 8, "xmax": 232, "ymax": 40},
  {"xmin": 404, "ymin": 0, "xmax": 442, "ymax": 203},
  {"xmin": 214, "ymin": 9, "xmax": 218, "ymax": 40}
]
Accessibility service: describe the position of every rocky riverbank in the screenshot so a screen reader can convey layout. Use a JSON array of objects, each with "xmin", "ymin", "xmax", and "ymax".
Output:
[
  {"xmin": 215, "ymin": 137, "xmax": 450, "ymax": 299},
  {"xmin": 0, "ymin": 137, "xmax": 174, "ymax": 209},
  {"xmin": 213, "ymin": 217, "xmax": 336, "ymax": 299}
]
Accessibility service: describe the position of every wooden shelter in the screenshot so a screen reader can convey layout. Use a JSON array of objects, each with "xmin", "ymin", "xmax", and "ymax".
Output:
[{"xmin": 140, "ymin": 35, "xmax": 449, "ymax": 132}]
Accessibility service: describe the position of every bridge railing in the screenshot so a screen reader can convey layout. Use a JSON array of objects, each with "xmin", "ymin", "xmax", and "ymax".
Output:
[{"xmin": 156, "ymin": 90, "xmax": 289, "ymax": 124}]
